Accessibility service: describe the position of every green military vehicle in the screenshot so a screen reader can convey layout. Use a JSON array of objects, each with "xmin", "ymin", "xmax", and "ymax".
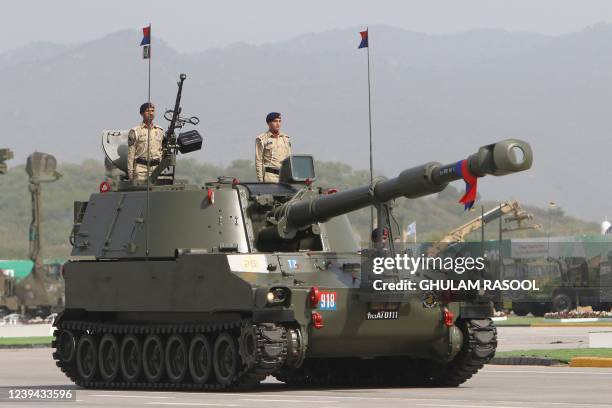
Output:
[
  {"xmin": 0, "ymin": 148, "xmax": 19, "ymax": 314},
  {"xmin": 52, "ymin": 75, "xmax": 533, "ymax": 390},
  {"xmin": 499, "ymin": 238, "xmax": 612, "ymax": 315},
  {"xmin": 0, "ymin": 150, "xmax": 64, "ymax": 317},
  {"xmin": 0, "ymin": 148, "xmax": 12, "ymax": 175}
]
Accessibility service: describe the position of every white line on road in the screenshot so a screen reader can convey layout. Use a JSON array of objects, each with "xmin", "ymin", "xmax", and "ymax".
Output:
[
  {"xmin": 241, "ymin": 398, "xmax": 338, "ymax": 403},
  {"xmin": 89, "ymin": 394, "xmax": 172, "ymax": 399},
  {"xmin": 145, "ymin": 403, "xmax": 241, "ymax": 407},
  {"xmin": 416, "ymin": 405, "xmax": 535, "ymax": 408}
]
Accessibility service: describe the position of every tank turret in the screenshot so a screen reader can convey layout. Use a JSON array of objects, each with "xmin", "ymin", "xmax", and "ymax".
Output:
[{"xmin": 271, "ymin": 139, "xmax": 532, "ymax": 239}]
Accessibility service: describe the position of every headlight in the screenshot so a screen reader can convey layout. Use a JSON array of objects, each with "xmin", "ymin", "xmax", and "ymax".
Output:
[{"xmin": 267, "ymin": 288, "xmax": 288, "ymax": 305}]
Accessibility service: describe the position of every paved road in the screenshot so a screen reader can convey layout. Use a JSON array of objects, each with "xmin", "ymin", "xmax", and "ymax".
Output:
[
  {"xmin": 496, "ymin": 326, "xmax": 612, "ymax": 351},
  {"xmin": 1, "ymin": 348, "xmax": 612, "ymax": 408}
]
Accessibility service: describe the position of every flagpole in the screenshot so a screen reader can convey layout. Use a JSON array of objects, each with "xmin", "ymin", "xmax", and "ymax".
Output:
[
  {"xmin": 366, "ymin": 27, "xmax": 374, "ymax": 243},
  {"xmin": 145, "ymin": 23, "xmax": 151, "ymax": 258}
]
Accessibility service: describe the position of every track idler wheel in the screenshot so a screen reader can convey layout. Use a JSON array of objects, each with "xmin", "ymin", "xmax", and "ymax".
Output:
[
  {"xmin": 120, "ymin": 334, "xmax": 142, "ymax": 382},
  {"xmin": 54, "ymin": 329, "xmax": 76, "ymax": 363},
  {"xmin": 143, "ymin": 335, "xmax": 165, "ymax": 382},
  {"xmin": 98, "ymin": 334, "xmax": 120, "ymax": 382},
  {"xmin": 213, "ymin": 332, "xmax": 240, "ymax": 386},
  {"xmin": 165, "ymin": 334, "xmax": 188, "ymax": 383},
  {"xmin": 76, "ymin": 334, "xmax": 98, "ymax": 382},
  {"xmin": 188, "ymin": 334, "xmax": 213, "ymax": 384}
]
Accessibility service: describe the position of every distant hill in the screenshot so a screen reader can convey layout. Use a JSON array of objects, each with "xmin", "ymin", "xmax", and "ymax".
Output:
[
  {"xmin": 2, "ymin": 25, "xmax": 612, "ymax": 220},
  {"xmin": 0, "ymin": 158, "xmax": 597, "ymax": 259}
]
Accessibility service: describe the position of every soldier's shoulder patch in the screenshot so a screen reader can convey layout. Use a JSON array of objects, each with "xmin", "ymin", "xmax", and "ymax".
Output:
[{"xmin": 127, "ymin": 129, "xmax": 136, "ymax": 145}]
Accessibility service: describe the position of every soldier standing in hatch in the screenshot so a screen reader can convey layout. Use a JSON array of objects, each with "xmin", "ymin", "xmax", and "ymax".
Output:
[
  {"xmin": 127, "ymin": 102, "xmax": 165, "ymax": 182},
  {"xmin": 255, "ymin": 112, "xmax": 292, "ymax": 182}
]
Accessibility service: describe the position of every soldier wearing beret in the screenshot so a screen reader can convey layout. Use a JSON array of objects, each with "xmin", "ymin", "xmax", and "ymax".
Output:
[
  {"xmin": 255, "ymin": 112, "xmax": 292, "ymax": 182},
  {"xmin": 127, "ymin": 102, "xmax": 165, "ymax": 182}
]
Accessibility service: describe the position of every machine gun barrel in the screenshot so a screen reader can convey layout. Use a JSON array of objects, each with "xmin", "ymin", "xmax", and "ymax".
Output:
[
  {"xmin": 149, "ymin": 74, "xmax": 187, "ymax": 183},
  {"xmin": 166, "ymin": 73, "xmax": 187, "ymax": 142},
  {"xmin": 275, "ymin": 139, "xmax": 532, "ymax": 238}
]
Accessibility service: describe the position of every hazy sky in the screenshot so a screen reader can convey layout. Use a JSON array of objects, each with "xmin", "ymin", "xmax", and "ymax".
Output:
[{"xmin": 4, "ymin": 0, "xmax": 612, "ymax": 53}]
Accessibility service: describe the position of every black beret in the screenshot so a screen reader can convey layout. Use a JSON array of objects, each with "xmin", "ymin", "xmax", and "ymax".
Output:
[
  {"xmin": 266, "ymin": 112, "xmax": 281, "ymax": 123},
  {"xmin": 140, "ymin": 102, "xmax": 155, "ymax": 114}
]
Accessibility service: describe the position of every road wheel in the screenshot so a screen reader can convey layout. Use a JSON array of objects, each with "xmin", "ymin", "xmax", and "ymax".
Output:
[
  {"xmin": 531, "ymin": 304, "xmax": 548, "ymax": 317},
  {"xmin": 76, "ymin": 334, "xmax": 98, "ymax": 381},
  {"xmin": 552, "ymin": 293, "xmax": 573, "ymax": 313},
  {"xmin": 98, "ymin": 334, "xmax": 120, "ymax": 382},
  {"xmin": 512, "ymin": 304, "xmax": 529, "ymax": 316},
  {"xmin": 120, "ymin": 334, "xmax": 142, "ymax": 382},
  {"xmin": 56, "ymin": 329, "xmax": 76, "ymax": 363},
  {"xmin": 143, "ymin": 335, "xmax": 165, "ymax": 382},
  {"xmin": 165, "ymin": 334, "xmax": 188, "ymax": 383},
  {"xmin": 239, "ymin": 326, "xmax": 258, "ymax": 368},
  {"xmin": 189, "ymin": 334, "xmax": 212, "ymax": 384},
  {"xmin": 213, "ymin": 332, "xmax": 240, "ymax": 386}
]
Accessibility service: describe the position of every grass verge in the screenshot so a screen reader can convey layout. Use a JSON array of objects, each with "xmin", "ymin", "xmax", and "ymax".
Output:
[
  {"xmin": 0, "ymin": 336, "xmax": 53, "ymax": 346},
  {"xmin": 495, "ymin": 348, "xmax": 612, "ymax": 364}
]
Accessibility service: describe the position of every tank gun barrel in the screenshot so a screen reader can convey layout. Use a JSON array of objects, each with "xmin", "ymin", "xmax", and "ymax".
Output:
[{"xmin": 274, "ymin": 139, "xmax": 532, "ymax": 238}]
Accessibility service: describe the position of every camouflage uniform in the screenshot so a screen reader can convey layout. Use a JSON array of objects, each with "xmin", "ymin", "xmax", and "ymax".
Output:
[
  {"xmin": 255, "ymin": 131, "xmax": 291, "ymax": 182},
  {"xmin": 127, "ymin": 123, "xmax": 164, "ymax": 181}
]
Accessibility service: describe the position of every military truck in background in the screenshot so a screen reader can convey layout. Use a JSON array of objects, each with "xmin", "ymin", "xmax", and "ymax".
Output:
[
  {"xmin": 499, "ymin": 237, "xmax": 612, "ymax": 315},
  {"xmin": 0, "ymin": 148, "xmax": 20, "ymax": 314},
  {"xmin": 0, "ymin": 150, "xmax": 65, "ymax": 317},
  {"xmin": 447, "ymin": 237, "xmax": 612, "ymax": 316},
  {"xmin": 0, "ymin": 148, "xmax": 13, "ymax": 175}
]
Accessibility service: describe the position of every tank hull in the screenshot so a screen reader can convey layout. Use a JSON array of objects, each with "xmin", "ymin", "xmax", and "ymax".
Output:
[{"xmin": 61, "ymin": 252, "xmax": 486, "ymax": 362}]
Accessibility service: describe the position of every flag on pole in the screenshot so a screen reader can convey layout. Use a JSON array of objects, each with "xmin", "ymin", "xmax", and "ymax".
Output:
[
  {"xmin": 406, "ymin": 222, "xmax": 416, "ymax": 236},
  {"xmin": 140, "ymin": 26, "xmax": 151, "ymax": 45},
  {"xmin": 141, "ymin": 25, "xmax": 151, "ymax": 59},
  {"xmin": 358, "ymin": 29, "xmax": 368, "ymax": 49},
  {"xmin": 358, "ymin": 27, "xmax": 372, "ymax": 238}
]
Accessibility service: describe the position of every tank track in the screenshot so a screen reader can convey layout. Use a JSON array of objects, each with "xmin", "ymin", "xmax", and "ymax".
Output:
[
  {"xmin": 275, "ymin": 318, "xmax": 497, "ymax": 388},
  {"xmin": 52, "ymin": 319, "xmax": 287, "ymax": 390}
]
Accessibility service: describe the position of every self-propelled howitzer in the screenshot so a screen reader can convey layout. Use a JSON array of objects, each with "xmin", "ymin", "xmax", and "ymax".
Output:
[{"xmin": 53, "ymin": 138, "xmax": 533, "ymax": 390}]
